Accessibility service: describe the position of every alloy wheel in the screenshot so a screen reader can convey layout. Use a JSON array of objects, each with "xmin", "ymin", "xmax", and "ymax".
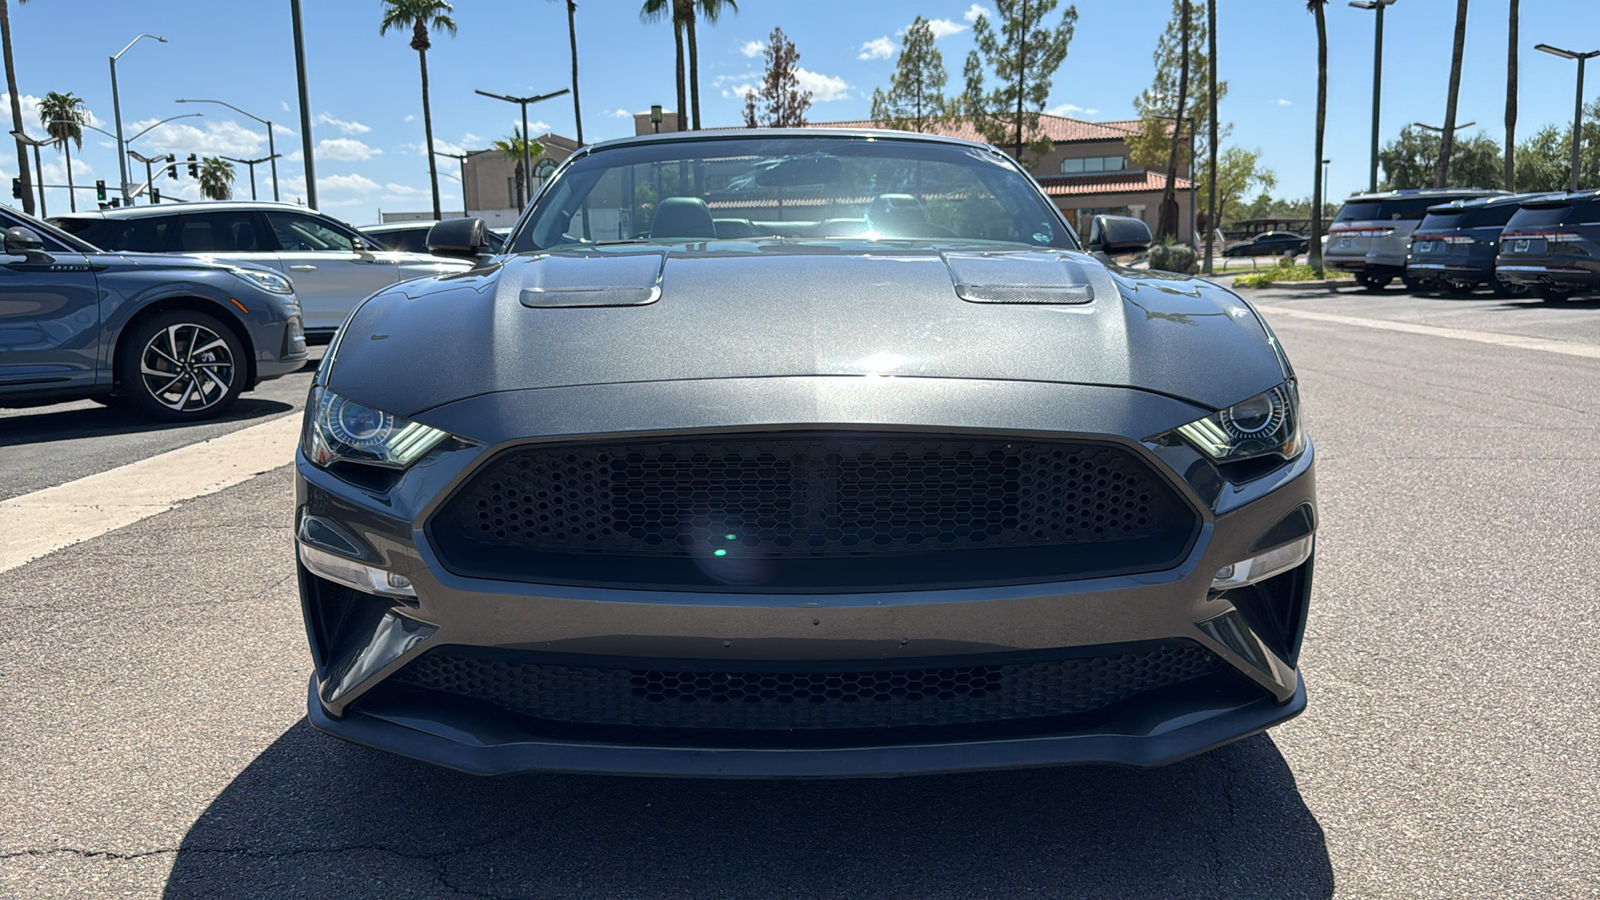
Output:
[{"xmin": 138, "ymin": 322, "xmax": 237, "ymax": 413}]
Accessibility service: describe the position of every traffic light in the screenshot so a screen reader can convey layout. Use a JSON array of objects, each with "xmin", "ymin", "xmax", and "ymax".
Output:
[
  {"xmin": 109, "ymin": 198, "xmax": 121, "ymax": 208},
  {"xmin": 95, "ymin": 180, "xmax": 107, "ymax": 202},
  {"xmin": 11, "ymin": 177, "xmax": 21, "ymax": 199},
  {"xmin": 150, "ymin": 188, "xmax": 160, "ymax": 204},
  {"xmin": 186, "ymin": 154, "xmax": 198, "ymax": 179},
  {"xmin": 167, "ymin": 154, "xmax": 177, "ymax": 180}
]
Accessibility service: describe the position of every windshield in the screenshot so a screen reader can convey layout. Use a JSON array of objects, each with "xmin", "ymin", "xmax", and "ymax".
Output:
[
  {"xmin": 509, "ymin": 136, "xmax": 1078, "ymax": 253},
  {"xmin": 1506, "ymin": 199, "xmax": 1598, "ymax": 230},
  {"xmin": 1336, "ymin": 197, "xmax": 1446, "ymax": 222}
]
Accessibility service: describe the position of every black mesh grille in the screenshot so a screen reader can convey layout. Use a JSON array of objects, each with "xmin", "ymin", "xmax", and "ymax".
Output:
[
  {"xmin": 389, "ymin": 644, "xmax": 1222, "ymax": 732},
  {"xmin": 429, "ymin": 434, "xmax": 1197, "ymax": 590}
]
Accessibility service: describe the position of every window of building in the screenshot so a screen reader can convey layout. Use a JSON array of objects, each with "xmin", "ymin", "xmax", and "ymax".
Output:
[
  {"xmin": 1073, "ymin": 206, "xmax": 1132, "ymax": 234},
  {"xmin": 1060, "ymin": 156, "xmax": 1126, "ymax": 175}
]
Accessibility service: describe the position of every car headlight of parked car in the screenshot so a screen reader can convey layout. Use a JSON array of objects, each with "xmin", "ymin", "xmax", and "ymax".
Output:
[
  {"xmin": 230, "ymin": 266, "xmax": 295, "ymax": 294},
  {"xmin": 303, "ymin": 387, "xmax": 450, "ymax": 469},
  {"xmin": 1173, "ymin": 381, "xmax": 1304, "ymax": 462}
]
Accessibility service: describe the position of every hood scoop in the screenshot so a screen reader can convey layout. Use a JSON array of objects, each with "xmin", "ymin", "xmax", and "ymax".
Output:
[
  {"xmin": 518, "ymin": 251, "xmax": 666, "ymax": 308},
  {"xmin": 942, "ymin": 251, "xmax": 1096, "ymax": 304}
]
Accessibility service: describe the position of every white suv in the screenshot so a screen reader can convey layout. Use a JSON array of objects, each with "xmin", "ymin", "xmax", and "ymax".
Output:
[{"xmin": 52, "ymin": 201, "xmax": 471, "ymax": 338}]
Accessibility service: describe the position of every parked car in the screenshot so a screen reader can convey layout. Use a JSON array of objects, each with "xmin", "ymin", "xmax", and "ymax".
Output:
[
  {"xmin": 295, "ymin": 129, "xmax": 1316, "ymax": 777},
  {"xmin": 1495, "ymin": 190, "xmax": 1600, "ymax": 302},
  {"xmin": 49, "ymin": 201, "xmax": 470, "ymax": 340},
  {"xmin": 1223, "ymin": 231, "xmax": 1308, "ymax": 257},
  {"xmin": 1324, "ymin": 188, "xmax": 1506, "ymax": 290},
  {"xmin": 360, "ymin": 221, "xmax": 506, "ymax": 255},
  {"xmin": 0, "ymin": 203, "xmax": 305, "ymax": 419},
  {"xmin": 1405, "ymin": 194, "xmax": 1550, "ymax": 296}
]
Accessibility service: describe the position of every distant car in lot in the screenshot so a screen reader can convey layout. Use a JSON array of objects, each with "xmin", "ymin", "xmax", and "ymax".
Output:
[
  {"xmin": 1324, "ymin": 188, "xmax": 1506, "ymax": 290},
  {"xmin": 1405, "ymin": 194, "xmax": 1548, "ymax": 296},
  {"xmin": 1495, "ymin": 190, "xmax": 1600, "ymax": 302},
  {"xmin": 360, "ymin": 221, "xmax": 507, "ymax": 255},
  {"xmin": 0, "ymin": 203, "xmax": 305, "ymax": 420},
  {"xmin": 50, "ymin": 201, "xmax": 470, "ymax": 340},
  {"xmin": 1223, "ymin": 231, "xmax": 1308, "ymax": 258}
]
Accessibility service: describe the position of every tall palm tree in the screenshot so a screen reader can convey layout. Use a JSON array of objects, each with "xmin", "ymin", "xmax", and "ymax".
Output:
[
  {"xmin": 198, "ymin": 157, "xmax": 234, "ymax": 201},
  {"xmin": 640, "ymin": 0, "xmax": 686, "ymax": 131},
  {"xmin": 493, "ymin": 129, "xmax": 542, "ymax": 208},
  {"xmin": 38, "ymin": 91, "xmax": 86, "ymax": 213},
  {"xmin": 1436, "ymin": 0, "xmax": 1469, "ymax": 187},
  {"xmin": 1307, "ymin": 0, "xmax": 1328, "ymax": 272},
  {"xmin": 380, "ymin": 0, "xmax": 457, "ymax": 219},
  {"xmin": 547, "ymin": 0, "xmax": 582, "ymax": 144},
  {"xmin": 2, "ymin": 0, "xmax": 33, "ymax": 215},
  {"xmin": 1505, "ymin": 0, "xmax": 1518, "ymax": 191},
  {"xmin": 683, "ymin": 0, "xmax": 737, "ymax": 130},
  {"xmin": 1204, "ymin": 0, "xmax": 1218, "ymax": 273}
]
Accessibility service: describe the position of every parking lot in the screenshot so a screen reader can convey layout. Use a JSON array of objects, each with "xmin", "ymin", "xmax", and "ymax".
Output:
[{"xmin": 2, "ymin": 282, "xmax": 1598, "ymax": 899}]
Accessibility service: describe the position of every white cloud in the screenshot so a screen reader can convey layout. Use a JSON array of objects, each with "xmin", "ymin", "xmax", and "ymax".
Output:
[
  {"xmin": 384, "ymin": 183, "xmax": 422, "ymax": 196},
  {"xmin": 926, "ymin": 18, "xmax": 967, "ymax": 38},
  {"xmin": 404, "ymin": 114, "xmax": 415, "ymax": 123},
  {"xmin": 317, "ymin": 138, "xmax": 381, "ymax": 161},
  {"xmin": 610, "ymin": 108, "xmax": 632, "ymax": 118},
  {"xmin": 963, "ymin": 4, "xmax": 992, "ymax": 22},
  {"xmin": 1277, "ymin": 98, "xmax": 1293, "ymax": 106},
  {"xmin": 859, "ymin": 37, "xmax": 894, "ymax": 60},
  {"xmin": 128, "ymin": 118, "xmax": 271, "ymax": 156},
  {"xmin": 740, "ymin": 40, "xmax": 765, "ymax": 58},
  {"xmin": 1048, "ymin": 103, "xmax": 1099, "ymax": 117},
  {"xmin": 320, "ymin": 173, "xmax": 381, "ymax": 193},
  {"xmin": 281, "ymin": 100, "xmax": 291, "ymax": 112},
  {"xmin": 795, "ymin": 68, "xmax": 851, "ymax": 102},
  {"xmin": 316, "ymin": 112, "xmax": 371, "ymax": 135}
]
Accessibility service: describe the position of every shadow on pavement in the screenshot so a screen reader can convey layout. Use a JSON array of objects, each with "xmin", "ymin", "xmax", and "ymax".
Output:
[
  {"xmin": 0, "ymin": 397, "xmax": 295, "ymax": 447},
  {"xmin": 163, "ymin": 721, "xmax": 1332, "ymax": 899}
]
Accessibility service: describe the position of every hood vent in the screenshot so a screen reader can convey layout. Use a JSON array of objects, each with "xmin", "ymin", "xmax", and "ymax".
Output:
[
  {"xmin": 518, "ymin": 251, "xmax": 665, "ymax": 308},
  {"xmin": 943, "ymin": 251, "xmax": 1096, "ymax": 305}
]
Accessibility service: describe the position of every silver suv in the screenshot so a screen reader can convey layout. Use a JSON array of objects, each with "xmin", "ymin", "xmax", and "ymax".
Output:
[
  {"xmin": 51, "ymin": 202, "xmax": 471, "ymax": 338},
  {"xmin": 1325, "ymin": 189, "xmax": 1504, "ymax": 290}
]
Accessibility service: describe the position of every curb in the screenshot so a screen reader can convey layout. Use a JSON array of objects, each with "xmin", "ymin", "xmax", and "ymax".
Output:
[{"xmin": 1230, "ymin": 280, "xmax": 1353, "ymax": 289}]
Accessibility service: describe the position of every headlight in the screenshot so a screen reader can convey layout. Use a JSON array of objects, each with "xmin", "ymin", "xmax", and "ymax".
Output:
[
  {"xmin": 303, "ymin": 387, "xmax": 449, "ymax": 469},
  {"xmin": 1174, "ymin": 382, "xmax": 1304, "ymax": 462},
  {"xmin": 230, "ymin": 266, "xmax": 295, "ymax": 294}
]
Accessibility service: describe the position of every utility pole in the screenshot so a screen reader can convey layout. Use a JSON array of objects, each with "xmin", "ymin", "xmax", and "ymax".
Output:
[
  {"xmin": 291, "ymin": 0, "xmax": 317, "ymax": 208},
  {"xmin": 1349, "ymin": 1, "xmax": 1397, "ymax": 193},
  {"xmin": 1536, "ymin": 44, "xmax": 1600, "ymax": 192}
]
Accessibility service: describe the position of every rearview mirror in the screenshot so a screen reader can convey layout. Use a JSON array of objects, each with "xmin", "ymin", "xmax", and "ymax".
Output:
[
  {"xmin": 1086, "ymin": 215, "xmax": 1152, "ymax": 256},
  {"xmin": 428, "ymin": 217, "xmax": 492, "ymax": 261}
]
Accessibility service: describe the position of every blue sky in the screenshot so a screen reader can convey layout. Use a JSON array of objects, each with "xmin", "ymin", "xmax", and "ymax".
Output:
[{"xmin": 2, "ymin": 0, "xmax": 1595, "ymax": 224}]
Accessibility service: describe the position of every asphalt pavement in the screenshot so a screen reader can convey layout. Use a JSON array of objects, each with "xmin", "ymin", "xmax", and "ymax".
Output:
[{"xmin": 1, "ymin": 283, "xmax": 1597, "ymax": 898}]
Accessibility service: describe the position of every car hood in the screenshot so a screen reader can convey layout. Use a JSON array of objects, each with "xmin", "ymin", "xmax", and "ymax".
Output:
[
  {"xmin": 326, "ymin": 243, "xmax": 1289, "ymax": 418},
  {"xmin": 86, "ymin": 250, "xmax": 274, "ymax": 274}
]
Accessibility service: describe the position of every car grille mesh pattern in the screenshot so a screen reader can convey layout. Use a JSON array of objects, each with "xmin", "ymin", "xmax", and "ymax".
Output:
[
  {"xmin": 429, "ymin": 434, "xmax": 1193, "ymax": 588},
  {"xmin": 390, "ymin": 644, "xmax": 1222, "ymax": 731}
]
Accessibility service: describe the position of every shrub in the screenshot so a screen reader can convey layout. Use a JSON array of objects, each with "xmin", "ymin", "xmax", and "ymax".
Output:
[{"xmin": 1148, "ymin": 241, "xmax": 1197, "ymax": 275}]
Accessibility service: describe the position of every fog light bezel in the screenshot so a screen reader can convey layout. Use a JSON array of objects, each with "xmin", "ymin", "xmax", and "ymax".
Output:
[
  {"xmin": 298, "ymin": 542, "xmax": 416, "ymax": 598},
  {"xmin": 1212, "ymin": 535, "xmax": 1314, "ymax": 591}
]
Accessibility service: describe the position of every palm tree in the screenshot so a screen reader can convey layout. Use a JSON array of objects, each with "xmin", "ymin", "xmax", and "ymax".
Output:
[
  {"xmin": 1158, "ymin": 1, "xmax": 1190, "ymax": 242},
  {"xmin": 1436, "ymin": 0, "xmax": 1469, "ymax": 187},
  {"xmin": 2, "ymin": 0, "xmax": 33, "ymax": 215},
  {"xmin": 1204, "ymin": 0, "xmax": 1218, "ymax": 274},
  {"xmin": 547, "ymin": 0, "xmax": 583, "ymax": 144},
  {"xmin": 198, "ymin": 157, "xmax": 234, "ymax": 200},
  {"xmin": 38, "ymin": 91, "xmax": 86, "ymax": 213},
  {"xmin": 493, "ymin": 129, "xmax": 542, "ymax": 208},
  {"xmin": 683, "ymin": 0, "xmax": 737, "ymax": 130},
  {"xmin": 640, "ymin": 0, "xmax": 686, "ymax": 131},
  {"xmin": 1307, "ymin": 0, "xmax": 1328, "ymax": 272},
  {"xmin": 380, "ymin": 0, "xmax": 457, "ymax": 219},
  {"xmin": 1505, "ymin": 0, "xmax": 1518, "ymax": 191}
]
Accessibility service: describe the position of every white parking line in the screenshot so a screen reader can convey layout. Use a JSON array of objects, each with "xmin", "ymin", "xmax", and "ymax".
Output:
[
  {"xmin": 1253, "ymin": 305, "xmax": 1600, "ymax": 360},
  {"xmin": 0, "ymin": 412, "xmax": 301, "ymax": 574}
]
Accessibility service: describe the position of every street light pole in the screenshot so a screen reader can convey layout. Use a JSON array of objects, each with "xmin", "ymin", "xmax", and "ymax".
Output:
[
  {"xmin": 291, "ymin": 0, "xmax": 317, "ymax": 208},
  {"xmin": 435, "ymin": 149, "xmax": 484, "ymax": 218},
  {"xmin": 474, "ymin": 88, "xmax": 570, "ymax": 206},
  {"xmin": 177, "ymin": 99, "xmax": 279, "ymax": 200},
  {"xmin": 10, "ymin": 130, "xmax": 49, "ymax": 216},
  {"xmin": 220, "ymin": 155, "xmax": 280, "ymax": 201},
  {"xmin": 1350, "ymin": 1, "xmax": 1397, "ymax": 193},
  {"xmin": 110, "ymin": 33, "xmax": 167, "ymax": 204},
  {"xmin": 129, "ymin": 150, "xmax": 165, "ymax": 200},
  {"xmin": 1536, "ymin": 44, "xmax": 1600, "ymax": 192}
]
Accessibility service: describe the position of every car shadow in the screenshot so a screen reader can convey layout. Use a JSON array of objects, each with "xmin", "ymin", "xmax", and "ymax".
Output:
[
  {"xmin": 161, "ymin": 722, "xmax": 1333, "ymax": 899},
  {"xmin": 0, "ymin": 396, "xmax": 295, "ymax": 447}
]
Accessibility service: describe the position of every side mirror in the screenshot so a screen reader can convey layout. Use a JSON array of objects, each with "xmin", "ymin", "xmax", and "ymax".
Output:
[
  {"xmin": 428, "ymin": 217, "xmax": 492, "ymax": 261},
  {"xmin": 1086, "ymin": 215, "xmax": 1152, "ymax": 256},
  {"xmin": 3, "ymin": 225, "xmax": 51, "ymax": 263}
]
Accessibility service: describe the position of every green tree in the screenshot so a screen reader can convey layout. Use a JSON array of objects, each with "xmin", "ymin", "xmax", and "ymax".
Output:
[
  {"xmin": 1513, "ymin": 104, "xmax": 1600, "ymax": 192},
  {"xmin": 1437, "ymin": 0, "xmax": 1470, "ymax": 187},
  {"xmin": 3, "ymin": 0, "xmax": 33, "ymax": 215},
  {"xmin": 1307, "ymin": 0, "xmax": 1328, "ymax": 272},
  {"xmin": 742, "ymin": 27, "xmax": 810, "ymax": 127},
  {"xmin": 548, "ymin": 0, "xmax": 582, "ymax": 144},
  {"xmin": 198, "ymin": 157, "xmax": 234, "ymax": 201},
  {"xmin": 1127, "ymin": 2, "xmax": 1229, "ymax": 178},
  {"xmin": 1379, "ymin": 125, "xmax": 1502, "ymax": 190},
  {"xmin": 38, "ymin": 91, "xmax": 86, "ymax": 213},
  {"xmin": 1201, "ymin": 147, "xmax": 1276, "ymax": 229},
  {"xmin": 869, "ymin": 17, "xmax": 949, "ymax": 133},
  {"xmin": 380, "ymin": 0, "xmax": 457, "ymax": 219},
  {"xmin": 493, "ymin": 129, "xmax": 543, "ymax": 208},
  {"xmin": 962, "ymin": 0, "xmax": 1078, "ymax": 163}
]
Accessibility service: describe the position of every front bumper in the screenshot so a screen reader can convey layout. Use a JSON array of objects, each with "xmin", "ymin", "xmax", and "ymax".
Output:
[{"xmin": 295, "ymin": 378, "xmax": 1316, "ymax": 776}]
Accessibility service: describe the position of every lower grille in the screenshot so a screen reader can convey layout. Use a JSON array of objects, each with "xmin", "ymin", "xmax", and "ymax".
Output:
[{"xmin": 388, "ymin": 644, "xmax": 1222, "ymax": 732}]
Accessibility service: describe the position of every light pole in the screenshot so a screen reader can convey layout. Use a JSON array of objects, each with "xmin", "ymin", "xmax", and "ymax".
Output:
[
  {"xmin": 435, "ymin": 149, "xmax": 485, "ymax": 218},
  {"xmin": 177, "ymin": 99, "xmax": 279, "ymax": 200},
  {"xmin": 10, "ymin": 130, "xmax": 50, "ymax": 216},
  {"xmin": 650, "ymin": 105, "xmax": 663, "ymax": 134},
  {"xmin": 128, "ymin": 150, "xmax": 167, "ymax": 200},
  {"xmin": 474, "ymin": 88, "xmax": 570, "ymax": 203},
  {"xmin": 1350, "ymin": 0, "xmax": 1397, "ymax": 193},
  {"xmin": 110, "ymin": 33, "xmax": 167, "ymax": 204},
  {"xmin": 290, "ymin": 0, "xmax": 317, "ymax": 208},
  {"xmin": 220, "ymin": 154, "xmax": 281, "ymax": 201},
  {"xmin": 1535, "ymin": 44, "xmax": 1600, "ymax": 192},
  {"xmin": 63, "ymin": 113, "xmax": 202, "ymax": 204},
  {"xmin": 1322, "ymin": 158, "xmax": 1332, "ymax": 198}
]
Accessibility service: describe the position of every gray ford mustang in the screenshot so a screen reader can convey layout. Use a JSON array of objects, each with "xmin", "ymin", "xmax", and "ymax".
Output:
[{"xmin": 295, "ymin": 130, "xmax": 1315, "ymax": 777}]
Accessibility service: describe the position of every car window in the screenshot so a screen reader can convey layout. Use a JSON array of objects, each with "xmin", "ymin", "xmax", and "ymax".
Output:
[
  {"xmin": 78, "ymin": 216, "xmax": 174, "ymax": 253},
  {"xmin": 172, "ymin": 212, "xmax": 266, "ymax": 252},
  {"xmin": 1507, "ymin": 204, "xmax": 1576, "ymax": 229},
  {"xmin": 266, "ymin": 212, "xmax": 357, "ymax": 252},
  {"xmin": 368, "ymin": 228, "xmax": 428, "ymax": 253},
  {"xmin": 4, "ymin": 207, "xmax": 101, "ymax": 252}
]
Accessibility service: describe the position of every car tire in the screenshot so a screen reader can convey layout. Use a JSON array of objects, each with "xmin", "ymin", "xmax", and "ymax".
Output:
[
  {"xmin": 1492, "ymin": 279, "xmax": 1529, "ymax": 299},
  {"xmin": 116, "ymin": 310, "xmax": 247, "ymax": 421},
  {"xmin": 1536, "ymin": 286, "xmax": 1574, "ymax": 303}
]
